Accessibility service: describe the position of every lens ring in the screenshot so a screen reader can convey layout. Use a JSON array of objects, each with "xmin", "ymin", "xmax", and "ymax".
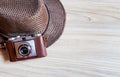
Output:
[{"xmin": 18, "ymin": 44, "xmax": 31, "ymax": 56}]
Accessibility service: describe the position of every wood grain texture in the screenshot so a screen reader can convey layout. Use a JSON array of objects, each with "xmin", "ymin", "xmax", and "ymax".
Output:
[{"xmin": 0, "ymin": 0, "xmax": 120, "ymax": 77}]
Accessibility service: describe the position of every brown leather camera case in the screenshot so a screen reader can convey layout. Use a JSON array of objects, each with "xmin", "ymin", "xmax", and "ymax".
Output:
[{"xmin": 6, "ymin": 36, "xmax": 47, "ymax": 62}]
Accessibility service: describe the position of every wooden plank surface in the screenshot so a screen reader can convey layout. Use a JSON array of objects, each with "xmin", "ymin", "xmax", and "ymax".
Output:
[{"xmin": 0, "ymin": 0, "xmax": 120, "ymax": 77}]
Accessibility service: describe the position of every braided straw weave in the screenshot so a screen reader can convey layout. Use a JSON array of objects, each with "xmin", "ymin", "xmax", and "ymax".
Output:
[{"xmin": 0, "ymin": 0, "xmax": 66, "ymax": 47}]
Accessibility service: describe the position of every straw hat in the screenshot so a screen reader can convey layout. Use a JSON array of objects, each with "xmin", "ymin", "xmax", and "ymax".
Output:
[{"xmin": 0, "ymin": 0, "xmax": 66, "ymax": 47}]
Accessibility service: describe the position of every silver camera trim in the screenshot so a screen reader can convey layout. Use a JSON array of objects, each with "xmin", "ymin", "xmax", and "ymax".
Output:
[{"xmin": 12, "ymin": 34, "xmax": 39, "ymax": 59}]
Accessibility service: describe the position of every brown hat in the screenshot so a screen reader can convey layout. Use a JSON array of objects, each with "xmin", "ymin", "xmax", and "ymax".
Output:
[{"xmin": 0, "ymin": 0, "xmax": 66, "ymax": 47}]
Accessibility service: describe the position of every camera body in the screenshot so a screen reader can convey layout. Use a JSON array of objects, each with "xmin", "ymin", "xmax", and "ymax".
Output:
[{"xmin": 6, "ymin": 34, "xmax": 47, "ymax": 62}]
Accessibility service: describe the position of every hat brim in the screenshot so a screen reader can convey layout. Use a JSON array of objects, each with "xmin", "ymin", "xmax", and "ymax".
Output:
[
  {"xmin": 44, "ymin": 0, "xmax": 66, "ymax": 47},
  {"xmin": 0, "ymin": 0, "xmax": 66, "ymax": 47}
]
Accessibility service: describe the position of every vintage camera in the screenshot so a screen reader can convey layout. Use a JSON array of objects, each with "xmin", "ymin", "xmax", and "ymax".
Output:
[{"xmin": 5, "ymin": 34, "xmax": 47, "ymax": 62}]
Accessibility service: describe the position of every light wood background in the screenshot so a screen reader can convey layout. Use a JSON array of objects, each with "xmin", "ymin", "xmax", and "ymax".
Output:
[{"xmin": 0, "ymin": 0, "xmax": 120, "ymax": 77}]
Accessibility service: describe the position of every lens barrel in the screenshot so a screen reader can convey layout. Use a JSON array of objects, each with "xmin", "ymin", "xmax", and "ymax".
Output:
[{"xmin": 18, "ymin": 44, "xmax": 31, "ymax": 56}]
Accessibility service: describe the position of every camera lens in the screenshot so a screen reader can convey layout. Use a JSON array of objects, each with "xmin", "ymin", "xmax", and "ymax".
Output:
[
  {"xmin": 19, "ymin": 44, "xmax": 31, "ymax": 56},
  {"xmin": 20, "ymin": 47, "xmax": 29, "ymax": 55}
]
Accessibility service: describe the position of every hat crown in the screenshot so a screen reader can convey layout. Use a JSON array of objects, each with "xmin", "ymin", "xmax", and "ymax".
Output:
[
  {"xmin": 0, "ymin": 0, "xmax": 41, "ymax": 17},
  {"xmin": 0, "ymin": 0, "xmax": 49, "ymax": 36}
]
